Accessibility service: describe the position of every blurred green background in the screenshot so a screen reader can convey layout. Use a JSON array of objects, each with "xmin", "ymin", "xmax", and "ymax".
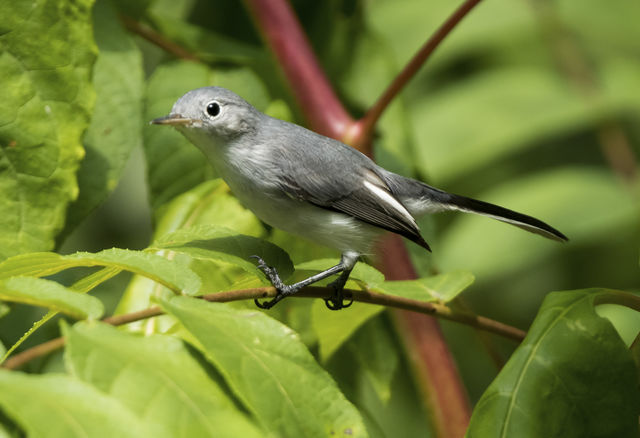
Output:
[{"xmin": 3, "ymin": 0, "xmax": 638, "ymax": 412}]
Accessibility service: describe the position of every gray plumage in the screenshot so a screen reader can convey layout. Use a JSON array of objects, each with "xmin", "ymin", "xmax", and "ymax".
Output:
[{"xmin": 153, "ymin": 86, "xmax": 567, "ymax": 309}]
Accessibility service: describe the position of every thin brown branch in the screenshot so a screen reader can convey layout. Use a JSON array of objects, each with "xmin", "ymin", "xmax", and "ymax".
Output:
[
  {"xmin": 594, "ymin": 289, "xmax": 640, "ymax": 312},
  {"xmin": 1, "ymin": 285, "xmax": 525, "ymax": 371},
  {"xmin": 119, "ymin": 15, "xmax": 199, "ymax": 62},
  {"xmin": 1, "ymin": 337, "xmax": 65, "ymax": 372},
  {"xmin": 353, "ymin": 0, "xmax": 483, "ymax": 151},
  {"xmin": 102, "ymin": 306, "xmax": 163, "ymax": 325}
]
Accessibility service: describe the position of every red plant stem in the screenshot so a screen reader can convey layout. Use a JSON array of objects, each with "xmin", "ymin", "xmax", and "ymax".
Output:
[
  {"xmin": 243, "ymin": 0, "xmax": 355, "ymax": 141},
  {"xmin": 381, "ymin": 235, "xmax": 471, "ymax": 437},
  {"xmin": 353, "ymin": 0, "xmax": 483, "ymax": 151}
]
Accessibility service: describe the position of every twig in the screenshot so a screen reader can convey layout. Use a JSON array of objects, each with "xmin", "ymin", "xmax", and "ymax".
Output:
[
  {"xmin": 1, "ymin": 338, "xmax": 65, "ymax": 372},
  {"xmin": 353, "ymin": 0, "xmax": 484, "ymax": 150},
  {"xmin": 1, "ymin": 285, "xmax": 525, "ymax": 371},
  {"xmin": 119, "ymin": 15, "xmax": 199, "ymax": 62}
]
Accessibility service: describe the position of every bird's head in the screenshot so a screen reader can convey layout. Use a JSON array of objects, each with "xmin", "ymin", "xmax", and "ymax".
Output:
[{"xmin": 151, "ymin": 87, "xmax": 260, "ymax": 145}]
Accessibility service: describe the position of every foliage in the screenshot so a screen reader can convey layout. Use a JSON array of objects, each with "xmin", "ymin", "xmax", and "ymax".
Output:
[{"xmin": 0, "ymin": 0, "xmax": 638, "ymax": 437}]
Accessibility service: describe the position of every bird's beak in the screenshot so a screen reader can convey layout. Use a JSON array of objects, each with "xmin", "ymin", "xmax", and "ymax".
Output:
[{"xmin": 150, "ymin": 114, "xmax": 194, "ymax": 126}]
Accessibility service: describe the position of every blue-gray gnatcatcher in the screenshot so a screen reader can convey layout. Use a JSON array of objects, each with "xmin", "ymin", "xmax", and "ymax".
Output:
[{"xmin": 152, "ymin": 87, "xmax": 567, "ymax": 310}]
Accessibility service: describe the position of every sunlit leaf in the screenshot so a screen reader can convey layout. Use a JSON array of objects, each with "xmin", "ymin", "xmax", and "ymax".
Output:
[
  {"xmin": 0, "ymin": 249, "xmax": 200, "ymax": 295},
  {"xmin": 0, "ymin": 370, "xmax": 155, "ymax": 437},
  {"xmin": 0, "ymin": 277, "xmax": 103, "ymax": 319},
  {"xmin": 151, "ymin": 224, "xmax": 294, "ymax": 285},
  {"xmin": 160, "ymin": 296, "xmax": 368, "ymax": 438},
  {"xmin": 0, "ymin": 267, "xmax": 120, "ymax": 365},
  {"xmin": 64, "ymin": 321, "xmax": 263, "ymax": 438},
  {"xmin": 0, "ymin": 0, "xmax": 96, "ymax": 259}
]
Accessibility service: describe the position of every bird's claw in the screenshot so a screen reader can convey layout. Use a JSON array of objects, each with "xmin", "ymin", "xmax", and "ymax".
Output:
[
  {"xmin": 254, "ymin": 297, "xmax": 277, "ymax": 309},
  {"xmin": 254, "ymin": 285, "xmax": 292, "ymax": 310},
  {"xmin": 323, "ymin": 283, "xmax": 353, "ymax": 311}
]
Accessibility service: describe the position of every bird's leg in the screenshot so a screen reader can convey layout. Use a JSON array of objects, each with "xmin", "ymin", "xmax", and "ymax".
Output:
[
  {"xmin": 252, "ymin": 256, "xmax": 345, "ymax": 309},
  {"xmin": 324, "ymin": 252, "xmax": 359, "ymax": 310},
  {"xmin": 251, "ymin": 251, "xmax": 360, "ymax": 310}
]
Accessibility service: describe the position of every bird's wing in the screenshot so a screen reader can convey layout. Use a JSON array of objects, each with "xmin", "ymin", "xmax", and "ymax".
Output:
[{"xmin": 273, "ymin": 137, "xmax": 430, "ymax": 250}]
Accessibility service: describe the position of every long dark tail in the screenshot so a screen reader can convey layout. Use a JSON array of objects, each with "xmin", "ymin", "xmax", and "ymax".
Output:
[
  {"xmin": 442, "ymin": 192, "xmax": 568, "ymax": 242},
  {"xmin": 384, "ymin": 172, "xmax": 568, "ymax": 242}
]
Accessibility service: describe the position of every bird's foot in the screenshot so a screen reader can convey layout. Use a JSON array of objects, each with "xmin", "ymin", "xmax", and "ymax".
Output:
[
  {"xmin": 324, "ymin": 280, "xmax": 353, "ymax": 311},
  {"xmin": 251, "ymin": 255, "xmax": 293, "ymax": 309}
]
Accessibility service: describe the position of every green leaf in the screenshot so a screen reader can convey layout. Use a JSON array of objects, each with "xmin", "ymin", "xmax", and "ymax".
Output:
[
  {"xmin": 154, "ymin": 179, "xmax": 264, "ymax": 238},
  {"xmin": 64, "ymin": 321, "xmax": 263, "ymax": 438},
  {"xmin": 160, "ymin": 296, "xmax": 368, "ymax": 438},
  {"xmin": 0, "ymin": 252, "xmax": 78, "ymax": 279},
  {"xmin": 0, "ymin": 0, "xmax": 96, "ymax": 260},
  {"xmin": 439, "ymin": 168, "xmax": 638, "ymax": 280},
  {"xmin": 0, "ymin": 267, "xmax": 120, "ymax": 365},
  {"xmin": 0, "ymin": 249, "xmax": 200, "ymax": 295},
  {"xmin": 0, "ymin": 370, "xmax": 155, "ymax": 437},
  {"xmin": 151, "ymin": 224, "xmax": 294, "ymax": 285},
  {"xmin": 313, "ymin": 270, "xmax": 474, "ymax": 362},
  {"xmin": 69, "ymin": 249, "xmax": 201, "ymax": 294},
  {"xmin": 467, "ymin": 289, "xmax": 640, "ymax": 438},
  {"xmin": 62, "ymin": 0, "xmax": 144, "ymax": 236},
  {"xmin": 376, "ymin": 270, "xmax": 475, "ymax": 302},
  {"xmin": 0, "ymin": 277, "xmax": 103, "ymax": 319},
  {"xmin": 115, "ymin": 179, "xmax": 266, "ymax": 317}
]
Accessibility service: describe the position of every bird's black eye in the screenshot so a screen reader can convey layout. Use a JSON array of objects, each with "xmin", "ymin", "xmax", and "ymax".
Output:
[{"xmin": 206, "ymin": 102, "xmax": 220, "ymax": 117}]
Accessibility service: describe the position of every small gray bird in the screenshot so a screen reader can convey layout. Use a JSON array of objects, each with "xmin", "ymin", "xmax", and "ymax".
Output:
[{"xmin": 152, "ymin": 87, "xmax": 567, "ymax": 310}]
